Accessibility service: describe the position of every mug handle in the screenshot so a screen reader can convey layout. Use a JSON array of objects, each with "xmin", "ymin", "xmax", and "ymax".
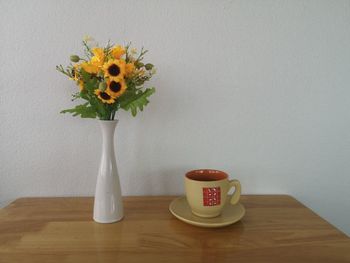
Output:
[{"xmin": 228, "ymin": 179, "xmax": 241, "ymax": 205}]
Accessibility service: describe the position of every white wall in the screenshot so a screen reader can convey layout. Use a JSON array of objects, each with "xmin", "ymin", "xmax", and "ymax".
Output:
[{"xmin": 1, "ymin": 0, "xmax": 349, "ymax": 235}]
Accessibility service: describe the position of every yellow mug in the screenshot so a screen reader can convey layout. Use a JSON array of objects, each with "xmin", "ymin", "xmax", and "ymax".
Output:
[{"xmin": 185, "ymin": 169, "xmax": 241, "ymax": 218}]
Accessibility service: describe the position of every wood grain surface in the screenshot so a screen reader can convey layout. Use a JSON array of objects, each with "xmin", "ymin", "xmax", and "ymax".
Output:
[{"xmin": 0, "ymin": 195, "xmax": 349, "ymax": 263}]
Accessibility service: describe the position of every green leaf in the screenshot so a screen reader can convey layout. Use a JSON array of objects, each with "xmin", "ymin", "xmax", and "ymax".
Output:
[
  {"xmin": 80, "ymin": 69, "xmax": 90, "ymax": 82},
  {"xmin": 89, "ymin": 97, "xmax": 109, "ymax": 119},
  {"xmin": 119, "ymin": 88, "xmax": 155, "ymax": 117},
  {"xmin": 60, "ymin": 103, "xmax": 97, "ymax": 118},
  {"xmin": 80, "ymin": 91, "xmax": 89, "ymax": 101}
]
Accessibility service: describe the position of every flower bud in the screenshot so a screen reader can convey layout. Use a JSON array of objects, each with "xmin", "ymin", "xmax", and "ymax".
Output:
[
  {"xmin": 135, "ymin": 61, "xmax": 144, "ymax": 68},
  {"xmin": 145, "ymin": 63, "xmax": 154, "ymax": 70},
  {"xmin": 83, "ymin": 35, "xmax": 94, "ymax": 42},
  {"xmin": 70, "ymin": 55, "xmax": 80, "ymax": 62},
  {"xmin": 99, "ymin": 81, "xmax": 107, "ymax": 91}
]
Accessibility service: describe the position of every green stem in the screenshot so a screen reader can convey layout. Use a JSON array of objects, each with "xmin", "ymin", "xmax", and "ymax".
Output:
[{"xmin": 82, "ymin": 40, "xmax": 93, "ymax": 57}]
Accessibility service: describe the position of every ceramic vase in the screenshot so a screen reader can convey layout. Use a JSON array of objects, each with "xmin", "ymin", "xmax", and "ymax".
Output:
[{"xmin": 93, "ymin": 120, "xmax": 124, "ymax": 223}]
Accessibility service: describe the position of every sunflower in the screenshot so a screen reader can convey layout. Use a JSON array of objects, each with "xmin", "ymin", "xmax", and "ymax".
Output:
[
  {"xmin": 94, "ymin": 89, "xmax": 115, "ymax": 104},
  {"xmin": 103, "ymin": 59, "xmax": 125, "ymax": 79},
  {"xmin": 111, "ymin": 45, "xmax": 125, "ymax": 59},
  {"xmin": 81, "ymin": 62, "xmax": 99, "ymax": 74},
  {"xmin": 106, "ymin": 78, "xmax": 127, "ymax": 98}
]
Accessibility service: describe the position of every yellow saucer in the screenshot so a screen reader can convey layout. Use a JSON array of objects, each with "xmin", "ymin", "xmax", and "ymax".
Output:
[{"xmin": 169, "ymin": 196, "xmax": 245, "ymax": 228}]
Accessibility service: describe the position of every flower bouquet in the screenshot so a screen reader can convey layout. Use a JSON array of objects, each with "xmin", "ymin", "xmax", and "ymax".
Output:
[
  {"xmin": 56, "ymin": 37, "xmax": 156, "ymax": 119},
  {"xmin": 56, "ymin": 37, "xmax": 156, "ymax": 223}
]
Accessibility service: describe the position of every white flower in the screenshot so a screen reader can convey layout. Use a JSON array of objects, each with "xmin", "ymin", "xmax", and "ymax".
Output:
[{"xmin": 83, "ymin": 35, "xmax": 94, "ymax": 42}]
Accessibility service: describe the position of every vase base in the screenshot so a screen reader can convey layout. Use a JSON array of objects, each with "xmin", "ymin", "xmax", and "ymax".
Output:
[{"xmin": 93, "ymin": 215, "xmax": 124, "ymax": 224}]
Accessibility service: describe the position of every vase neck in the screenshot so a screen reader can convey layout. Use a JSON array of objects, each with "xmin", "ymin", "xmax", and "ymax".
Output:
[{"xmin": 99, "ymin": 120, "xmax": 118, "ymax": 154}]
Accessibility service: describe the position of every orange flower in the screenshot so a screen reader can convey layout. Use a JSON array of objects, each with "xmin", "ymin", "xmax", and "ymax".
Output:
[
  {"xmin": 125, "ymin": 62, "xmax": 135, "ymax": 76},
  {"xmin": 91, "ymin": 47, "xmax": 105, "ymax": 67},
  {"xmin": 111, "ymin": 45, "xmax": 125, "ymax": 59},
  {"xmin": 81, "ymin": 62, "xmax": 99, "ymax": 74}
]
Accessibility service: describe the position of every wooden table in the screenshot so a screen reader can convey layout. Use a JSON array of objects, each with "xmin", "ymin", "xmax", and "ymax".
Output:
[{"xmin": 0, "ymin": 195, "xmax": 349, "ymax": 263}]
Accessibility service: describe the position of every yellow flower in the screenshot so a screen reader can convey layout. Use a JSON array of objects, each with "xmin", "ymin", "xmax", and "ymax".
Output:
[
  {"xmin": 70, "ymin": 64, "xmax": 80, "ymax": 81},
  {"xmin": 92, "ymin": 47, "xmax": 104, "ymax": 58},
  {"xmin": 94, "ymin": 89, "xmax": 115, "ymax": 104},
  {"xmin": 125, "ymin": 62, "xmax": 135, "ymax": 76},
  {"xmin": 81, "ymin": 62, "xmax": 99, "ymax": 74},
  {"xmin": 111, "ymin": 45, "xmax": 125, "ymax": 59},
  {"xmin": 106, "ymin": 78, "xmax": 127, "ymax": 98},
  {"xmin": 78, "ymin": 80, "xmax": 84, "ymax": 91},
  {"xmin": 91, "ymin": 47, "xmax": 105, "ymax": 67},
  {"xmin": 90, "ymin": 56, "xmax": 103, "ymax": 67},
  {"xmin": 103, "ymin": 59, "xmax": 125, "ymax": 78}
]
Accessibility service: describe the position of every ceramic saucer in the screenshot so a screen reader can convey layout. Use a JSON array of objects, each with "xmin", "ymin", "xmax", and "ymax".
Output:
[{"xmin": 169, "ymin": 196, "xmax": 245, "ymax": 228}]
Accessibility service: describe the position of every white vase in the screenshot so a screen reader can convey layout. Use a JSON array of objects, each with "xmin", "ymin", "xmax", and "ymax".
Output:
[{"xmin": 93, "ymin": 120, "xmax": 124, "ymax": 223}]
